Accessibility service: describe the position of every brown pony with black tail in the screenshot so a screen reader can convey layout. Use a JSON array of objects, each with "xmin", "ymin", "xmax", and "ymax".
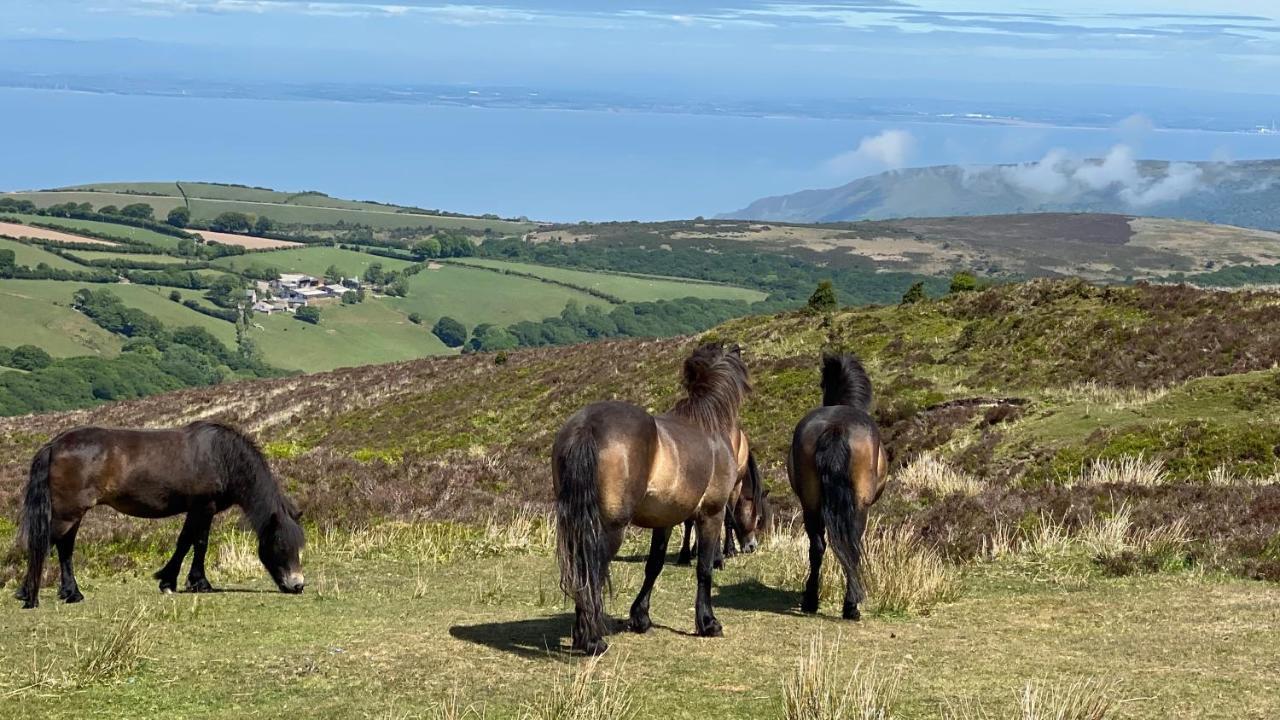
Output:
[
  {"xmin": 15, "ymin": 421, "xmax": 305, "ymax": 609},
  {"xmin": 787, "ymin": 353, "xmax": 888, "ymax": 620},
  {"xmin": 552, "ymin": 342, "xmax": 750, "ymax": 655}
]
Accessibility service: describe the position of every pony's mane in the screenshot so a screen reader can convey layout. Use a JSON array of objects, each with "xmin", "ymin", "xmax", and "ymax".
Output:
[
  {"xmin": 668, "ymin": 343, "xmax": 751, "ymax": 436},
  {"xmin": 821, "ymin": 353, "xmax": 873, "ymax": 411},
  {"xmin": 190, "ymin": 421, "xmax": 303, "ymax": 548}
]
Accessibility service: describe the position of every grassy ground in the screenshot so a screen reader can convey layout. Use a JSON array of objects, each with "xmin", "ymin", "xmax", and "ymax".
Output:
[
  {"xmin": 0, "ymin": 522, "xmax": 1275, "ymax": 720},
  {"xmin": 212, "ymin": 247, "xmax": 415, "ymax": 278},
  {"xmin": 451, "ymin": 258, "xmax": 767, "ymax": 303},
  {"xmin": 66, "ymin": 251, "xmax": 191, "ymax": 265},
  {"xmin": 386, "ymin": 264, "xmax": 609, "ymax": 330},
  {"xmin": 0, "ymin": 284, "xmax": 121, "ymax": 357},
  {"xmin": 251, "ymin": 301, "xmax": 447, "ymax": 373},
  {"xmin": 4, "ymin": 214, "xmax": 183, "ymax": 250},
  {"xmin": 0, "ymin": 280, "xmax": 237, "ymax": 345},
  {"xmin": 0, "ymin": 238, "xmax": 85, "ymax": 271}
]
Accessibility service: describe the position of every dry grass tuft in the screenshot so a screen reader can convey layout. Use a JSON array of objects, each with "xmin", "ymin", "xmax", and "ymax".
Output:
[
  {"xmin": 72, "ymin": 604, "xmax": 156, "ymax": 686},
  {"xmin": 1043, "ymin": 381, "xmax": 1169, "ymax": 410},
  {"xmin": 1019, "ymin": 678, "xmax": 1116, "ymax": 720},
  {"xmin": 1068, "ymin": 455, "xmax": 1168, "ymax": 487},
  {"xmin": 986, "ymin": 507, "xmax": 1191, "ymax": 580},
  {"xmin": 521, "ymin": 656, "xmax": 638, "ymax": 720},
  {"xmin": 213, "ymin": 530, "xmax": 263, "ymax": 583},
  {"xmin": 895, "ymin": 453, "xmax": 983, "ymax": 498},
  {"xmin": 782, "ymin": 633, "xmax": 899, "ymax": 720},
  {"xmin": 432, "ymin": 690, "xmax": 488, "ymax": 720}
]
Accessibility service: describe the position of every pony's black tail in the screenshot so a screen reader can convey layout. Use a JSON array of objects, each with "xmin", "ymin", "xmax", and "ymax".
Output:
[
  {"xmin": 17, "ymin": 444, "xmax": 53, "ymax": 608},
  {"xmin": 554, "ymin": 429, "xmax": 609, "ymax": 646},
  {"xmin": 814, "ymin": 426, "xmax": 865, "ymax": 605}
]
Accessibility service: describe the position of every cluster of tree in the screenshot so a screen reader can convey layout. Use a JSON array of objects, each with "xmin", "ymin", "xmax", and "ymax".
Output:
[
  {"xmin": 125, "ymin": 269, "xmax": 211, "ymax": 289},
  {"xmin": 28, "ymin": 203, "xmax": 195, "ymax": 240},
  {"xmin": 295, "ymin": 306, "xmax": 321, "ymax": 324},
  {"xmin": 0, "ymin": 256, "xmax": 118, "ymax": 283},
  {"xmin": 0, "ymin": 289, "xmax": 283, "ymax": 416},
  {"xmin": 208, "ymin": 212, "xmax": 273, "ymax": 236},
  {"xmin": 362, "ymin": 263, "xmax": 409, "ymax": 296},
  {"xmin": 410, "ymin": 232, "xmax": 476, "ymax": 260},
  {"xmin": 467, "ymin": 297, "xmax": 785, "ymax": 352},
  {"xmin": 431, "ymin": 316, "xmax": 467, "ymax": 347},
  {"xmin": 97, "ymin": 203, "xmax": 156, "ymax": 220},
  {"xmin": 0, "ymin": 345, "xmax": 54, "ymax": 371}
]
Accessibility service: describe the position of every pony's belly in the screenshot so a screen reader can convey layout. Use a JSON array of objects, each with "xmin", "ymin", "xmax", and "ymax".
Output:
[{"xmin": 631, "ymin": 490, "xmax": 698, "ymax": 529}]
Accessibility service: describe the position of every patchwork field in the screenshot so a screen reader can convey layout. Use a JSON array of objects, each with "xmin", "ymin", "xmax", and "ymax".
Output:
[
  {"xmin": 386, "ymin": 264, "xmax": 609, "ymax": 330},
  {"xmin": 195, "ymin": 230, "xmax": 302, "ymax": 249},
  {"xmin": 65, "ymin": 250, "xmax": 192, "ymax": 265},
  {"xmin": 211, "ymin": 246, "xmax": 415, "ymax": 277},
  {"xmin": 251, "ymin": 301, "xmax": 447, "ymax": 373},
  {"xmin": 0, "ymin": 221, "xmax": 117, "ymax": 247},
  {"xmin": 451, "ymin": 258, "xmax": 768, "ymax": 303},
  {"xmin": 3, "ymin": 214, "xmax": 184, "ymax": 250},
  {"xmin": 0, "ymin": 284, "xmax": 121, "ymax": 357},
  {"xmin": 0, "ymin": 238, "xmax": 85, "ymax": 271}
]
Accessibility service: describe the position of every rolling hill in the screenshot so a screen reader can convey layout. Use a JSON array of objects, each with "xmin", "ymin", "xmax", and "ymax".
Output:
[{"xmin": 723, "ymin": 158, "xmax": 1280, "ymax": 231}]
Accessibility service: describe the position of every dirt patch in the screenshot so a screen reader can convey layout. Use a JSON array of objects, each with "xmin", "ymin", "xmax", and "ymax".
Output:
[
  {"xmin": 196, "ymin": 230, "xmax": 302, "ymax": 249},
  {"xmin": 0, "ymin": 222, "xmax": 117, "ymax": 246}
]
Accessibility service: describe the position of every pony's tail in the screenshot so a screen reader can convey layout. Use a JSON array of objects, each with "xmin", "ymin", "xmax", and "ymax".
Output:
[
  {"xmin": 815, "ymin": 426, "xmax": 865, "ymax": 605},
  {"xmin": 554, "ymin": 429, "xmax": 610, "ymax": 647},
  {"xmin": 17, "ymin": 444, "xmax": 53, "ymax": 608}
]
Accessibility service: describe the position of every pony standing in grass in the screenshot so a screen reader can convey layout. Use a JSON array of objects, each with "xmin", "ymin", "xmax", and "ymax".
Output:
[
  {"xmin": 787, "ymin": 353, "xmax": 888, "ymax": 620},
  {"xmin": 552, "ymin": 342, "xmax": 751, "ymax": 655},
  {"xmin": 676, "ymin": 430, "xmax": 770, "ymax": 566},
  {"xmin": 15, "ymin": 421, "xmax": 305, "ymax": 609}
]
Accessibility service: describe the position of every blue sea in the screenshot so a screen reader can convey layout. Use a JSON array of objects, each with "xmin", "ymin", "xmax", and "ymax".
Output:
[{"xmin": 2, "ymin": 87, "xmax": 1278, "ymax": 222}]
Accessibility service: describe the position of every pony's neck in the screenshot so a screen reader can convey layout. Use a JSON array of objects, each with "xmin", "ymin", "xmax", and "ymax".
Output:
[{"xmin": 235, "ymin": 469, "xmax": 286, "ymax": 535}]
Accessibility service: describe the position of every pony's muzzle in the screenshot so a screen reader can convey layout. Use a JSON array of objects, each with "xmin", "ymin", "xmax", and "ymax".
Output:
[
  {"xmin": 281, "ymin": 573, "xmax": 305, "ymax": 594},
  {"xmin": 741, "ymin": 538, "xmax": 759, "ymax": 554}
]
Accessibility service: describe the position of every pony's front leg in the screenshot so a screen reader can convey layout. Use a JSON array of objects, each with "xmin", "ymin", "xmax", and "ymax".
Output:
[
  {"xmin": 693, "ymin": 514, "xmax": 724, "ymax": 638},
  {"xmin": 184, "ymin": 511, "xmax": 216, "ymax": 593},
  {"xmin": 154, "ymin": 512, "xmax": 203, "ymax": 593},
  {"xmin": 628, "ymin": 526, "xmax": 672, "ymax": 633}
]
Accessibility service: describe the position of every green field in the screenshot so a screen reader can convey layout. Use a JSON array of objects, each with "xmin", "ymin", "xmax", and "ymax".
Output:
[
  {"xmin": 387, "ymin": 264, "xmax": 608, "ymax": 330},
  {"xmin": 0, "ymin": 238, "xmax": 86, "ymax": 271},
  {"xmin": 14, "ymin": 184, "xmax": 536, "ymax": 234},
  {"xmin": 0, "ymin": 280, "xmax": 237, "ymax": 346},
  {"xmin": 66, "ymin": 251, "xmax": 190, "ymax": 265},
  {"xmin": 251, "ymin": 301, "xmax": 447, "ymax": 372},
  {"xmin": 6, "ymin": 214, "xmax": 184, "ymax": 250},
  {"xmin": 452, "ymin": 258, "xmax": 767, "ymax": 303},
  {"xmin": 0, "ymin": 284, "xmax": 121, "ymax": 357},
  {"xmin": 212, "ymin": 246, "xmax": 415, "ymax": 277}
]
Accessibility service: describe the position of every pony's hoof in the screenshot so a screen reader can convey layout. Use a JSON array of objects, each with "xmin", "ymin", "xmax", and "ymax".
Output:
[
  {"xmin": 158, "ymin": 581, "xmax": 177, "ymax": 594},
  {"xmin": 697, "ymin": 618, "xmax": 723, "ymax": 638},
  {"xmin": 577, "ymin": 638, "xmax": 609, "ymax": 656},
  {"xmin": 801, "ymin": 599, "xmax": 819, "ymax": 614},
  {"xmin": 675, "ymin": 553, "xmax": 692, "ymax": 566},
  {"xmin": 713, "ymin": 558, "xmax": 724, "ymax": 570},
  {"xmin": 21, "ymin": 600, "xmax": 38, "ymax": 610},
  {"xmin": 842, "ymin": 603, "xmax": 861, "ymax": 621},
  {"xmin": 59, "ymin": 588, "xmax": 84, "ymax": 604},
  {"xmin": 628, "ymin": 615, "xmax": 652, "ymax": 634},
  {"xmin": 187, "ymin": 578, "xmax": 215, "ymax": 593}
]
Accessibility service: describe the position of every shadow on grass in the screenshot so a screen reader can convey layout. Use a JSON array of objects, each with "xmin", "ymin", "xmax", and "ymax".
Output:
[
  {"xmin": 714, "ymin": 579, "xmax": 803, "ymax": 616},
  {"xmin": 450, "ymin": 614, "xmax": 578, "ymax": 660}
]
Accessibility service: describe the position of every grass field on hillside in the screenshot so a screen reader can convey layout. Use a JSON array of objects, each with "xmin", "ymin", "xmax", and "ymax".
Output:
[
  {"xmin": 387, "ymin": 264, "xmax": 609, "ymax": 330},
  {"xmin": 66, "ymin": 251, "xmax": 191, "ymax": 265},
  {"xmin": 251, "ymin": 301, "xmax": 447, "ymax": 372},
  {"xmin": 5, "ymin": 214, "xmax": 184, "ymax": 250},
  {"xmin": 452, "ymin": 258, "xmax": 767, "ymax": 303},
  {"xmin": 0, "ymin": 238, "xmax": 86, "ymax": 271},
  {"xmin": 212, "ymin": 247, "xmax": 415, "ymax": 277},
  {"xmin": 0, "ymin": 520, "xmax": 1275, "ymax": 720},
  {"xmin": 0, "ymin": 280, "xmax": 237, "ymax": 345},
  {"xmin": 3, "ymin": 192, "xmax": 186, "ymax": 217},
  {"xmin": 0, "ymin": 285, "xmax": 121, "ymax": 357}
]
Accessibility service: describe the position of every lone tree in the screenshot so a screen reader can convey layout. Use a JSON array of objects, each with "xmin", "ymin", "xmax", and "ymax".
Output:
[
  {"xmin": 807, "ymin": 280, "xmax": 838, "ymax": 313},
  {"xmin": 295, "ymin": 306, "xmax": 321, "ymax": 324},
  {"xmin": 432, "ymin": 316, "xmax": 467, "ymax": 348},
  {"xmin": 120, "ymin": 203, "xmax": 155, "ymax": 220},
  {"xmin": 167, "ymin": 206, "xmax": 191, "ymax": 228},
  {"xmin": 900, "ymin": 281, "xmax": 927, "ymax": 305},
  {"xmin": 949, "ymin": 271, "xmax": 980, "ymax": 294},
  {"xmin": 254, "ymin": 215, "xmax": 273, "ymax": 235}
]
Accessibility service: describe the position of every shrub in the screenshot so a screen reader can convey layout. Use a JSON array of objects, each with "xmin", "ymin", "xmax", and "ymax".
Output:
[
  {"xmin": 900, "ymin": 281, "xmax": 927, "ymax": 305},
  {"xmin": 166, "ymin": 206, "xmax": 190, "ymax": 228},
  {"xmin": 807, "ymin": 280, "xmax": 838, "ymax": 313},
  {"xmin": 408, "ymin": 312, "xmax": 423, "ymax": 325},
  {"xmin": 295, "ymin": 306, "xmax": 321, "ymax": 324},
  {"xmin": 949, "ymin": 272, "xmax": 979, "ymax": 294},
  {"xmin": 169, "ymin": 290, "xmax": 181, "ymax": 302},
  {"xmin": 433, "ymin": 316, "xmax": 468, "ymax": 348},
  {"xmin": 9, "ymin": 344, "xmax": 54, "ymax": 371}
]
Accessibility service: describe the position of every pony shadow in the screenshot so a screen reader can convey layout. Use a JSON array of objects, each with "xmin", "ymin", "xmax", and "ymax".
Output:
[
  {"xmin": 180, "ymin": 587, "xmax": 274, "ymax": 595},
  {"xmin": 450, "ymin": 614, "xmax": 580, "ymax": 660},
  {"xmin": 714, "ymin": 579, "xmax": 803, "ymax": 616}
]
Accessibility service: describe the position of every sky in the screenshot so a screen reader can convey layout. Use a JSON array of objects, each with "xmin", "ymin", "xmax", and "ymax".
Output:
[{"xmin": 5, "ymin": 1, "xmax": 1280, "ymax": 100}]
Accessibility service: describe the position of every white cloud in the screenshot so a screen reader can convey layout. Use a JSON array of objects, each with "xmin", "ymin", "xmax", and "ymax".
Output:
[
  {"xmin": 996, "ymin": 144, "xmax": 1207, "ymax": 206},
  {"xmin": 824, "ymin": 129, "xmax": 915, "ymax": 178}
]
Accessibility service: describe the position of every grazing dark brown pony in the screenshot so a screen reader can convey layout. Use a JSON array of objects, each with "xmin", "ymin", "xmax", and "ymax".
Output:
[
  {"xmin": 676, "ymin": 429, "xmax": 770, "ymax": 566},
  {"xmin": 15, "ymin": 421, "xmax": 305, "ymax": 609},
  {"xmin": 552, "ymin": 342, "xmax": 750, "ymax": 655},
  {"xmin": 787, "ymin": 353, "xmax": 888, "ymax": 620}
]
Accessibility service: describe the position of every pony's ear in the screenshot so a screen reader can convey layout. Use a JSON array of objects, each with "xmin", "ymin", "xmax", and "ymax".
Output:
[
  {"xmin": 284, "ymin": 497, "xmax": 302, "ymax": 521},
  {"xmin": 729, "ymin": 343, "xmax": 742, "ymax": 357}
]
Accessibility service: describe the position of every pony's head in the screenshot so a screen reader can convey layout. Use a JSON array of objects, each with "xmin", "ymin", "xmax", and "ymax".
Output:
[
  {"xmin": 672, "ymin": 342, "xmax": 751, "ymax": 436},
  {"xmin": 258, "ymin": 495, "xmax": 306, "ymax": 594},
  {"xmin": 730, "ymin": 450, "xmax": 769, "ymax": 553},
  {"xmin": 820, "ymin": 352, "xmax": 872, "ymax": 411}
]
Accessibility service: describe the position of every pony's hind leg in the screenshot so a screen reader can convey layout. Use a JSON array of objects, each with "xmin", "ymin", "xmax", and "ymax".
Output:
[
  {"xmin": 155, "ymin": 511, "xmax": 203, "ymax": 593},
  {"xmin": 801, "ymin": 509, "xmax": 826, "ymax": 614},
  {"xmin": 676, "ymin": 518, "xmax": 694, "ymax": 565},
  {"xmin": 693, "ymin": 514, "xmax": 724, "ymax": 638},
  {"xmin": 56, "ymin": 521, "xmax": 84, "ymax": 603},
  {"xmin": 183, "ymin": 511, "xmax": 216, "ymax": 593},
  {"xmin": 571, "ymin": 525, "xmax": 624, "ymax": 656},
  {"xmin": 628, "ymin": 526, "xmax": 672, "ymax": 633}
]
